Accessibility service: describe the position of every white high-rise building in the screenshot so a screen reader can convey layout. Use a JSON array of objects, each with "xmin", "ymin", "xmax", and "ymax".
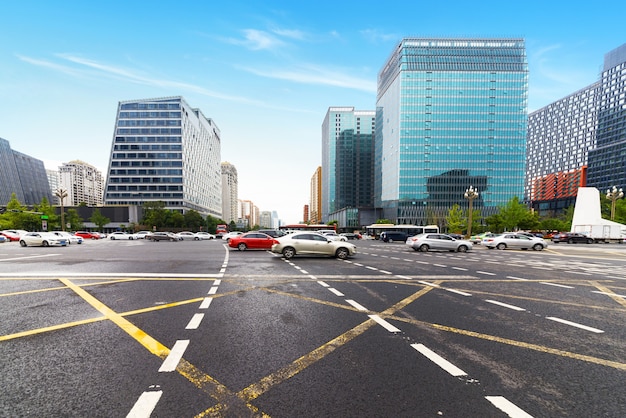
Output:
[
  {"xmin": 221, "ymin": 161, "xmax": 238, "ymax": 222},
  {"xmin": 104, "ymin": 96, "xmax": 222, "ymax": 217},
  {"xmin": 59, "ymin": 160, "xmax": 104, "ymax": 206}
]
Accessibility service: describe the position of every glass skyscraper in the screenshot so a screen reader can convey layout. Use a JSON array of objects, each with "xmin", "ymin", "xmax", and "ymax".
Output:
[
  {"xmin": 375, "ymin": 38, "xmax": 528, "ymax": 225},
  {"xmin": 0, "ymin": 137, "xmax": 52, "ymax": 206},
  {"xmin": 104, "ymin": 96, "xmax": 222, "ymax": 218}
]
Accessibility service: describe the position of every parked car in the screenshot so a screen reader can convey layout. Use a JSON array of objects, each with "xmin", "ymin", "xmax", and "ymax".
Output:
[
  {"xmin": 380, "ymin": 231, "xmax": 408, "ymax": 242},
  {"xmin": 0, "ymin": 230, "xmax": 22, "ymax": 241},
  {"xmin": 319, "ymin": 230, "xmax": 348, "ymax": 241},
  {"xmin": 146, "ymin": 232, "xmax": 180, "ymax": 241},
  {"xmin": 177, "ymin": 231, "xmax": 201, "ymax": 241},
  {"xmin": 469, "ymin": 232, "xmax": 495, "ymax": 244},
  {"xmin": 222, "ymin": 231, "xmax": 243, "ymax": 242},
  {"xmin": 75, "ymin": 231, "xmax": 101, "ymax": 240},
  {"xmin": 258, "ymin": 229, "xmax": 286, "ymax": 238},
  {"xmin": 271, "ymin": 232, "xmax": 357, "ymax": 260},
  {"xmin": 194, "ymin": 231, "xmax": 215, "ymax": 240},
  {"xmin": 51, "ymin": 231, "xmax": 83, "ymax": 244},
  {"xmin": 0, "ymin": 235, "xmax": 7, "ymax": 243},
  {"xmin": 228, "ymin": 232, "xmax": 278, "ymax": 251},
  {"xmin": 19, "ymin": 232, "xmax": 68, "ymax": 247},
  {"xmin": 483, "ymin": 233, "xmax": 548, "ymax": 251},
  {"xmin": 135, "ymin": 231, "xmax": 152, "ymax": 239},
  {"xmin": 109, "ymin": 231, "xmax": 139, "ymax": 240},
  {"xmin": 447, "ymin": 233, "xmax": 464, "ymax": 240},
  {"xmin": 551, "ymin": 232, "xmax": 594, "ymax": 244},
  {"xmin": 405, "ymin": 233, "xmax": 473, "ymax": 252},
  {"xmin": 340, "ymin": 232, "xmax": 362, "ymax": 240}
]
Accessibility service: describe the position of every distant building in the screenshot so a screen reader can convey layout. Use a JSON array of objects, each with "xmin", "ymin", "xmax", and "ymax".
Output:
[
  {"xmin": 259, "ymin": 211, "xmax": 272, "ymax": 228},
  {"xmin": 104, "ymin": 96, "xmax": 222, "ymax": 218},
  {"xmin": 238, "ymin": 199, "xmax": 258, "ymax": 228},
  {"xmin": 303, "ymin": 204, "xmax": 309, "ymax": 224},
  {"xmin": 0, "ymin": 137, "xmax": 52, "ymax": 205},
  {"xmin": 46, "ymin": 169, "xmax": 60, "ymax": 204},
  {"xmin": 309, "ymin": 166, "xmax": 322, "ymax": 224},
  {"xmin": 59, "ymin": 160, "xmax": 104, "ymax": 206},
  {"xmin": 221, "ymin": 161, "xmax": 238, "ymax": 223},
  {"xmin": 375, "ymin": 38, "xmax": 528, "ymax": 225}
]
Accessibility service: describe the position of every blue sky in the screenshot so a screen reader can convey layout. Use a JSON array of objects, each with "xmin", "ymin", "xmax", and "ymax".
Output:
[{"xmin": 1, "ymin": 1, "xmax": 624, "ymax": 224}]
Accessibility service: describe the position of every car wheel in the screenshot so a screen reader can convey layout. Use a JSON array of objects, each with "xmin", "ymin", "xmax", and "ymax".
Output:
[
  {"xmin": 419, "ymin": 244, "xmax": 429, "ymax": 252},
  {"xmin": 282, "ymin": 247, "xmax": 296, "ymax": 259},
  {"xmin": 496, "ymin": 243, "xmax": 506, "ymax": 250},
  {"xmin": 335, "ymin": 247, "xmax": 349, "ymax": 259},
  {"xmin": 110, "ymin": 236, "xmax": 115, "ymax": 240},
  {"xmin": 194, "ymin": 237, "xmax": 200, "ymax": 241},
  {"xmin": 586, "ymin": 239, "xmax": 594, "ymax": 244},
  {"xmin": 170, "ymin": 238, "xmax": 176, "ymax": 242},
  {"xmin": 130, "ymin": 237, "xmax": 134, "ymax": 240},
  {"xmin": 19, "ymin": 240, "xmax": 27, "ymax": 247},
  {"xmin": 568, "ymin": 238, "xmax": 574, "ymax": 244},
  {"xmin": 42, "ymin": 241, "xmax": 50, "ymax": 247},
  {"xmin": 238, "ymin": 243, "xmax": 247, "ymax": 251},
  {"xmin": 457, "ymin": 245, "xmax": 469, "ymax": 253},
  {"xmin": 532, "ymin": 243, "xmax": 544, "ymax": 251}
]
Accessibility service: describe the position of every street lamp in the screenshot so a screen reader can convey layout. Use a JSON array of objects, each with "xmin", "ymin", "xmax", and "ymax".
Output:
[
  {"xmin": 606, "ymin": 186, "xmax": 624, "ymax": 221},
  {"xmin": 55, "ymin": 188, "xmax": 68, "ymax": 231},
  {"xmin": 464, "ymin": 186, "xmax": 479, "ymax": 238}
]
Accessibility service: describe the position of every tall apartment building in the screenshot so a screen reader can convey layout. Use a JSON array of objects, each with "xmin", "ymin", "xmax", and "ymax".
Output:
[
  {"xmin": 309, "ymin": 166, "xmax": 322, "ymax": 224},
  {"xmin": 321, "ymin": 107, "xmax": 376, "ymax": 226},
  {"xmin": 375, "ymin": 38, "xmax": 528, "ymax": 225},
  {"xmin": 221, "ymin": 161, "xmax": 238, "ymax": 223},
  {"xmin": 59, "ymin": 160, "xmax": 104, "ymax": 206},
  {"xmin": 587, "ymin": 43, "xmax": 626, "ymax": 190},
  {"xmin": 104, "ymin": 96, "xmax": 222, "ymax": 218},
  {"xmin": 0, "ymin": 137, "xmax": 52, "ymax": 205},
  {"xmin": 238, "ymin": 199, "xmax": 258, "ymax": 228},
  {"xmin": 46, "ymin": 169, "xmax": 60, "ymax": 204}
]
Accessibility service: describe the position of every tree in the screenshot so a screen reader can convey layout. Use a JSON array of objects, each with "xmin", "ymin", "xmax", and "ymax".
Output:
[
  {"xmin": 499, "ymin": 196, "xmax": 532, "ymax": 231},
  {"xmin": 90, "ymin": 208, "xmax": 110, "ymax": 231},
  {"xmin": 183, "ymin": 210, "xmax": 204, "ymax": 229},
  {"xmin": 375, "ymin": 219, "xmax": 393, "ymax": 224},
  {"xmin": 142, "ymin": 201, "xmax": 168, "ymax": 229},
  {"xmin": 445, "ymin": 204, "xmax": 465, "ymax": 233},
  {"xmin": 66, "ymin": 209, "xmax": 83, "ymax": 231}
]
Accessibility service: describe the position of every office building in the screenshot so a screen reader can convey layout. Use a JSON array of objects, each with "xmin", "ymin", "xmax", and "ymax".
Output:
[
  {"xmin": 59, "ymin": 160, "xmax": 105, "ymax": 206},
  {"xmin": 221, "ymin": 161, "xmax": 238, "ymax": 223},
  {"xmin": 46, "ymin": 169, "xmax": 61, "ymax": 204},
  {"xmin": 375, "ymin": 38, "xmax": 528, "ymax": 225},
  {"xmin": 104, "ymin": 96, "xmax": 222, "ymax": 218},
  {"xmin": 587, "ymin": 43, "xmax": 626, "ymax": 191},
  {"xmin": 0, "ymin": 137, "xmax": 52, "ymax": 205},
  {"xmin": 309, "ymin": 166, "xmax": 322, "ymax": 224},
  {"xmin": 322, "ymin": 107, "xmax": 376, "ymax": 226}
]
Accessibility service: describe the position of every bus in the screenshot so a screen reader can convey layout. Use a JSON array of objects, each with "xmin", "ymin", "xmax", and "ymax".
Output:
[
  {"xmin": 364, "ymin": 224, "xmax": 439, "ymax": 240},
  {"xmin": 216, "ymin": 224, "xmax": 228, "ymax": 237},
  {"xmin": 278, "ymin": 224, "xmax": 336, "ymax": 232}
]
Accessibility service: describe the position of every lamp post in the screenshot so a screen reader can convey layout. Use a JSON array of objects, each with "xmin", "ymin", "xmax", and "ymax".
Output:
[
  {"xmin": 606, "ymin": 186, "xmax": 624, "ymax": 221},
  {"xmin": 464, "ymin": 186, "xmax": 479, "ymax": 238},
  {"xmin": 55, "ymin": 188, "xmax": 68, "ymax": 231}
]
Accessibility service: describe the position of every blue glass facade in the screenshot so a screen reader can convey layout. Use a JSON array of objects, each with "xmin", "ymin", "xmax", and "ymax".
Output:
[
  {"xmin": 104, "ymin": 96, "xmax": 222, "ymax": 218},
  {"xmin": 0, "ymin": 137, "xmax": 52, "ymax": 205},
  {"xmin": 376, "ymin": 38, "xmax": 528, "ymax": 225}
]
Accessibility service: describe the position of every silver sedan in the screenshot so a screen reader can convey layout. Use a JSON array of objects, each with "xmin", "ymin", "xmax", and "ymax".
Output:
[
  {"xmin": 483, "ymin": 233, "xmax": 549, "ymax": 251},
  {"xmin": 405, "ymin": 233, "xmax": 473, "ymax": 252}
]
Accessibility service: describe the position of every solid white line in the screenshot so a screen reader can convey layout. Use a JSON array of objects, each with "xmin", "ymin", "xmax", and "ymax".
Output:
[
  {"xmin": 418, "ymin": 281, "xmax": 440, "ymax": 287},
  {"xmin": 185, "ymin": 313, "xmax": 204, "ymax": 330},
  {"xmin": 207, "ymin": 286, "xmax": 218, "ymax": 295},
  {"xmin": 199, "ymin": 297, "xmax": 213, "ymax": 309},
  {"xmin": 446, "ymin": 288, "xmax": 472, "ymax": 297},
  {"xmin": 158, "ymin": 340, "xmax": 189, "ymax": 372},
  {"xmin": 411, "ymin": 343, "xmax": 467, "ymax": 377},
  {"xmin": 126, "ymin": 390, "xmax": 163, "ymax": 418},
  {"xmin": 0, "ymin": 254, "xmax": 58, "ymax": 262},
  {"xmin": 540, "ymin": 282, "xmax": 574, "ymax": 289},
  {"xmin": 546, "ymin": 317, "xmax": 604, "ymax": 333},
  {"xmin": 592, "ymin": 291, "xmax": 626, "ymax": 298},
  {"xmin": 485, "ymin": 396, "xmax": 533, "ymax": 418},
  {"xmin": 328, "ymin": 288, "xmax": 344, "ymax": 297},
  {"xmin": 368, "ymin": 315, "xmax": 401, "ymax": 333},
  {"xmin": 346, "ymin": 299, "xmax": 368, "ymax": 311},
  {"xmin": 486, "ymin": 299, "xmax": 526, "ymax": 311},
  {"xmin": 395, "ymin": 275, "xmax": 412, "ymax": 280},
  {"xmin": 476, "ymin": 270, "xmax": 496, "ymax": 276},
  {"xmin": 317, "ymin": 281, "xmax": 330, "ymax": 287}
]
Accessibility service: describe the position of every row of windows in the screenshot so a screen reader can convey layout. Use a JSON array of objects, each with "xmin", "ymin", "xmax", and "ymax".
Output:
[
  {"xmin": 107, "ymin": 185, "xmax": 182, "ymax": 191},
  {"xmin": 119, "ymin": 112, "xmax": 181, "ymax": 118},
  {"xmin": 106, "ymin": 193, "xmax": 184, "ymax": 199},
  {"xmin": 109, "ymin": 169, "xmax": 183, "ymax": 175},
  {"xmin": 114, "ymin": 144, "xmax": 182, "ymax": 151},
  {"xmin": 115, "ymin": 136, "xmax": 182, "ymax": 143},
  {"xmin": 117, "ymin": 120, "xmax": 181, "ymax": 127},
  {"xmin": 120, "ymin": 103, "xmax": 180, "ymax": 110},
  {"xmin": 111, "ymin": 161, "xmax": 182, "ymax": 167},
  {"xmin": 112, "ymin": 153, "xmax": 182, "ymax": 159},
  {"xmin": 108, "ymin": 177, "xmax": 183, "ymax": 184},
  {"xmin": 116, "ymin": 128, "xmax": 182, "ymax": 135}
]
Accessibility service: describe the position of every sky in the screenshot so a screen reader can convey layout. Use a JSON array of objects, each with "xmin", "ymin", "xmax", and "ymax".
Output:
[{"xmin": 1, "ymin": 1, "xmax": 624, "ymax": 224}]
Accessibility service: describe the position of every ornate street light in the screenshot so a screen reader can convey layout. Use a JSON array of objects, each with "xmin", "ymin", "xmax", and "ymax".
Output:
[
  {"xmin": 606, "ymin": 186, "xmax": 624, "ymax": 221},
  {"xmin": 55, "ymin": 188, "xmax": 68, "ymax": 231},
  {"xmin": 464, "ymin": 186, "xmax": 479, "ymax": 238}
]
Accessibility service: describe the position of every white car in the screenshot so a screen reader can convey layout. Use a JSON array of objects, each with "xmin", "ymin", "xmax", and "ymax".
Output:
[
  {"xmin": 271, "ymin": 232, "xmax": 357, "ymax": 260},
  {"xmin": 483, "ymin": 233, "xmax": 549, "ymax": 251},
  {"xmin": 51, "ymin": 231, "xmax": 83, "ymax": 244},
  {"xmin": 222, "ymin": 231, "xmax": 243, "ymax": 242},
  {"xmin": 405, "ymin": 233, "xmax": 473, "ymax": 252},
  {"xmin": 135, "ymin": 231, "xmax": 152, "ymax": 239},
  {"xmin": 109, "ymin": 231, "xmax": 139, "ymax": 240},
  {"xmin": 318, "ymin": 230, "xmax": 348, "ymax": 241},
  {"xmin": 19, "ymin": 232, "xmax": 68, "ymax": 247},
  {"xmin": 195, "ymin": 232, "xmax": 215, "ymax": 240},
  {"xmin": 177, "ymin": 231, "xmax": 201, "ymax": 240}
]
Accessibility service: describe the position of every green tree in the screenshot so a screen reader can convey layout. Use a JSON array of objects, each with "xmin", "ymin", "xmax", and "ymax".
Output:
[
  {"xmin": 168, "ymin": 211, "xmax": 185, "ymax": 228},
  {"xmin": 90, "ymin": 208, "xmax": 110, "ymax": 231},
  {"xmin": 142, "ymin": 201, "xmax": 168, "ymax": 229},
  {"xmin": 375, "ymin": 219, "xmax": 393, "ymax": 224},
  {"xmin": 66, "ymin": 209, "xmax": 83, "ymax": 231},
  {"xmin": 183, "ymin": 210, "xmax": 204, "ymax": 230},
  {"xmin": 499, "ymin": 196, "xmax": 532, "ymax": 231},
  {"xmin": 445, "ymin": 204, "xmax": 465, "ymax": 233}
]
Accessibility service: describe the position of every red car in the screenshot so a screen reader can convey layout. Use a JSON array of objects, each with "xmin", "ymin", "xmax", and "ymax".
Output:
[
  {"xmin": 74, "ymin": 231, "xmax": 101, "ymax": 239},
  {"xmin": 0, "ymin": 230, "xmax": 21, "ymax": 241},
  {"xmin": 228, "ymin": 232, "xmax": 278, "ymax": 251}
]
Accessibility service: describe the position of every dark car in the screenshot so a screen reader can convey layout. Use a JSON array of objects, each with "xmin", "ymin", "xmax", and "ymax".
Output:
[
  {"xmin": 146, "ymin": 232, "xmax": 180, "ymax": 242},
  {"xmin": 552, "ymin": 232, "xmax": 594, "ymax": 244},
  {"xmin": 257, "ymin": 229, "xmax": 286, "ymax": 238},
  {"xmin": 380, "ymin": 231, "xmax": 408, "ymax": 242}
]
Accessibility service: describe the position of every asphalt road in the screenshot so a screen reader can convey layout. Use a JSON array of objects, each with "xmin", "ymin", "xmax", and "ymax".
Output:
[{"xmin": 1, "ymin": 237, "xmax": 625, "ymax": 417}]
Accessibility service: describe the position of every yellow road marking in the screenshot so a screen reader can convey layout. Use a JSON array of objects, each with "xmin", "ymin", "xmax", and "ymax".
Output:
[{"xmin": 590, "ymin": 281, "xmax": 626, "ymax": 309}]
